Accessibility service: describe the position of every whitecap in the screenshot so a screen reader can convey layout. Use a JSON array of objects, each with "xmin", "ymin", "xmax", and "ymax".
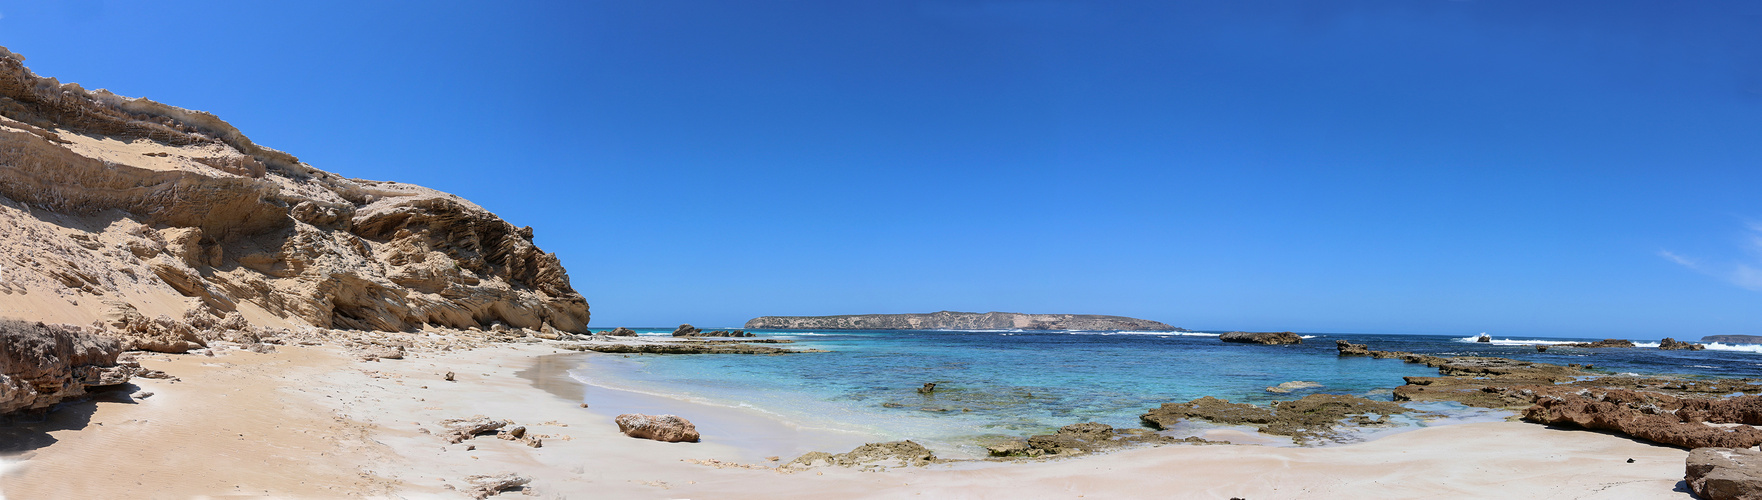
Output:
[
  {"xmin": 1704, "ymin": 342, "xmax": 1762, "ymax": 354},
  {"xmin": 1453, "ymin": 336, "xmax": 1565, "ymax": 346},
  {"xmin": 1300, "ymin": 335, "xmax": 1317, "ymax": 339}
]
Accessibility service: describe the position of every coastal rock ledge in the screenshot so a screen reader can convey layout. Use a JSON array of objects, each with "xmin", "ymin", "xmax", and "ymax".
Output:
[
  {"xmin": 1218, "ymin": 331, "xmax": 1303, "ymax": 345},
  {"xmin": 744, "ymin": 311, "xmax": 1181, "ymax": 331}
]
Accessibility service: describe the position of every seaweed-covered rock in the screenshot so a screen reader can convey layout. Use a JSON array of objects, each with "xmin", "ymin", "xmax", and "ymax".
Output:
[
  {"xmin": 1141, "ymin": 394, "xmax": 1411, "ymax": 444},
  {"xmin": 1218, "ymin": 331, "xmax": 1302, "ymax": 345},
  {"xmin": 1, "ymin": 319, "xmax": 136, "ymax": 416},
  {"xmin": 1686, "ymin": 447, "xmax": 1762, "ymax": 500},
  {"xmin": 787, "ymin": 440, "xmax": 935, "ymax": 469}
]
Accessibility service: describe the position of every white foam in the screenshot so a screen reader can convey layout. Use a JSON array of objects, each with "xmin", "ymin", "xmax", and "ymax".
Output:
[
  {"xmin": 1633, "ymin": 342, "xmax": 1661, "ymax": 348},
  {"xmin": 1705, "ymin": 342, "xmax": 1762, "ymax": 354},
  {"xmin": 1300, "ymin": 335, "xmax": 1317, "ymax": 339},
  {"xmin": 1453, "ymin": 336, "xmax": 1566, "ymax": 346}
]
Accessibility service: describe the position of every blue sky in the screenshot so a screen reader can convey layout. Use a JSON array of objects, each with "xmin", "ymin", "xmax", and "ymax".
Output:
[{"xmin": 3, "ymin": 1, "xmax": 1760, "ymax": 337}]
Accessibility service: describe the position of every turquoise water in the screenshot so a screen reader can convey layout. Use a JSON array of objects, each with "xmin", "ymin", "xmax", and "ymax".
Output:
[{"xmin": 567, "ymin": 330, "xmax": 1762, "ymax": 456}]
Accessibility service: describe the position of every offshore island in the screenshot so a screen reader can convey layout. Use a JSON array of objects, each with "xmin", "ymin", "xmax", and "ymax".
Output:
[
  {"xmin": 0, "ymin": 45, "xmax": 1759, "ymax": 500},
  {"xmin": 744, "ymin": 311, "xmax": 1183, "ymax": 331}
]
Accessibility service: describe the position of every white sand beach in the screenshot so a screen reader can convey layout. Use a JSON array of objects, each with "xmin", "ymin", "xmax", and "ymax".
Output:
[{"xmin": 1, "ymin": 341, "xmax": 1693, "ymax": 499}]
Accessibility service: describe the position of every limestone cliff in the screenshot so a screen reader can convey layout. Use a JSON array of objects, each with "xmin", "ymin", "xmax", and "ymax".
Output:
[
  {"xmin": 744, "ymin": 311, "xmax": 1181, "ymax": 331},
  {"xmin": 0, "ymin": 46, "xmax": 588, "ymax": 338}
]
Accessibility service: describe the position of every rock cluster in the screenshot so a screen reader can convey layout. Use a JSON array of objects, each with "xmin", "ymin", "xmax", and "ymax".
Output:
[
  {"xmin": 671, "ymin": 324, "xmax": 755, "ymax": 337},
  {"xmin": 1686, "ymin": 448, "xmax": 1762, "ymax": 500},
  {"xmin": 0, "ymin": 319, "xmax": 135, "ymax": 415},
  {"xmin": 1141, "ymin": 394, "xmax": 1413, "ymax": 445},
  {"xmin": 601, "ymin": 327, "xmax": 638, "ymax": 337},
  {"xmin": 0, "ymin": 46, "xmax": 589, "ymax": 338},
  {"xmin": 614, "ymin": 413, "xmax": 700, "ymax": 443},
  {"xmin": 1218, "ymin": 331, "xmax": 1303, "ymax": 345},
  {"xmin": 985, "ymin": 422, "xmax": 1222, "ymax": 458},
  {"xmin": 787, "ymin": 440, "xmax": 936, "ymax": 470},
  {"xmin": 1344, "ymin": 341, "xmax": 1762, "ymax": 449},
  {"xmin": 1659, "ymin": 338, "xmax": 1706, "ymax": 350}
]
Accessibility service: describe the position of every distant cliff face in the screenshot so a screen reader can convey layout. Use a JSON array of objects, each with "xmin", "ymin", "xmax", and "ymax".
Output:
[
  {"xmin": 0, "ymin": 46, "xmax": 588, "ymax": 335},
  {"xmin": 744, "ymin": 311, "xmax": 1181, "ymax": 331}
]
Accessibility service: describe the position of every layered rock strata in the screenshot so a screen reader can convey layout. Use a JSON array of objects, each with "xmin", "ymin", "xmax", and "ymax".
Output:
[
  {"xmin": 0, "ymin": 319, "xmax": 135, "ymax": 415},
  {"xmin": 0, "ymin": 46, "xmax": 588, "ymax": 339},
  {"xmin": 745, "ymin": 311, "xmax": 1180, "ymax": 331}
]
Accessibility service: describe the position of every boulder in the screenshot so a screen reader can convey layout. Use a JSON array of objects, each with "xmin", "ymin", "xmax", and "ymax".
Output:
[
  {"xmin": 1660, "ymin": 338, "xmax": 1707, "ymax": 351},
  {"xmin": 1, "ymin": 319, "xmax": 136, "ymax": 415},
  {"xmin": 1219, "ymin": 331, "xmax": 1302, "ymax": 345},
  {"xmin": 614, "ymin": 413, "xmax": 700, "ymax": 442},
  {"xmin": 604, "ymin": 327, "xmax": 637, "ymax": 337},
  {"xmin": 1476, "ymin": 334, "xmax": 1491, "ymax": 343},
  {"xmin": 1686, "ymin": 447, "xmax": 1762, "ymax": 500},
  {"xmin": 671, "ymin": 324, "xmax": 701, "ymax": 337}
]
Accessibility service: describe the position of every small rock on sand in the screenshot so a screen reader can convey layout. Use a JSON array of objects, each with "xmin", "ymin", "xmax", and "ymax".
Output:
[{"xmin": 615, "ymin": 413, "xmax": 701, "ymax": 443}]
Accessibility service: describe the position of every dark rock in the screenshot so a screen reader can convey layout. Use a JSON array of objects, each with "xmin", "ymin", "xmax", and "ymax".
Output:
[
  {"xmin": 604, "ymin": 327, "xmax": 638, "ymax": 337},
  {"xmin": 1559, "ymin": 339, "xmax": 1636, "ymax": 348},
  {"xmin": 1218, "ymin": 331, "xmax": 1302, "ymax": 345},
  {"xmin": 1659, "ymin": 338, "xmax": 1706, "ymax": 350},
  {"xmin": 1536, "ymin": 345, "xmax": 1548, "ymax": 352},
  {"xmin": 671, "ymin": 324, "xmax": 701, "ymax": 337},
  {"xmin": 1686, "ymin": 447, "xmax": 1762, "ymax": 500},
  {"xmin": 917, "ymin": 382, "xmax": 937, "ymax": 394},
  {"xmin": 1335, "ymin": 340, "xmax": 1371, "ymax": 356},
  {"xmin": 1476, "ymin": 334, "xmax": 1491, "ymax": 343}
]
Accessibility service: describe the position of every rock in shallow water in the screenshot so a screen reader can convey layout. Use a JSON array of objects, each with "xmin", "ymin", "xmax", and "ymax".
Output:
[
  {"xmin": 1686, "ymin": 447, "xmax": 1762, "ymax": 500},
  {"xmin": 615, "ymin": 413, "xmax": 700, "ymax": 442}
]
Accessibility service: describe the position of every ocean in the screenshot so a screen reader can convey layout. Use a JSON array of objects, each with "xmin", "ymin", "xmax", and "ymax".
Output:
[{"xmin": 565, "ymin": 330, "xmax": 1762, "ymax": 458}]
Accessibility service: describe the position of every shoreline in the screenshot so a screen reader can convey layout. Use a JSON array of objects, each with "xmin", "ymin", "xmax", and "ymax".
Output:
[{"xmin": 0, "ymin": 339, "xmax": 1705, "ymax": 499}]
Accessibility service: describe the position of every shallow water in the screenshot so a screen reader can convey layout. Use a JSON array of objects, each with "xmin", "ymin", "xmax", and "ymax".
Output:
[{"xmin": 567, "ymin": 330, "xmax": 1762, "ymax": 457}]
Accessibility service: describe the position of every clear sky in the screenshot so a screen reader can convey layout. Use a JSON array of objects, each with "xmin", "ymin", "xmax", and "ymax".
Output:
[{"xmin": 3, "ymin": 1, "xmax": 1760, "ymax": 337}]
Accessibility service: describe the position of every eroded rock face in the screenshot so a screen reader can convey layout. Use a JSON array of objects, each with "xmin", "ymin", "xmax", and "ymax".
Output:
[
  {"xmin": 1687, "ymin": 448, "xmax": 1762, "ymax": 500},
  {"xmin": 614, "ymin": 413, "xmax": 700, "ymax": 443},
  {"xmin": 1523, "ymin": 392, "xmax": 1762, "ymax": 449},
  {"xmin": 1218, "ymin": 331, "xmax": 1302, "ymax": 345},
  {"xmin": 0, "ymin": 319, "xmax": 134, "ymax": 415},
  {"xmin": 0, "ymin": 46, "xmax": 588, "ymax": 337}
]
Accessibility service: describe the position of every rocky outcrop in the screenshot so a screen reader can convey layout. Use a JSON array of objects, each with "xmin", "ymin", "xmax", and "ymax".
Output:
[
  {"xmin": 1660, "ymin": 338, "xmax": 1707, "ymax": 350},
  {"xmin": 1687, "ymin": 448, "xmax": 1762, "ymax": 500},
  {"xmin": 1335, "ymin": 340, "xmax": 1371, "ymax": 356},
  {"xmin": 1141, "ymin": 394, "xmax": 1412, "ymax": 445},
  {"xmin": 0, "ymin": 46, "xmax": 588, "ymax": 337},
  {"xmin": 787, "ymin": 441, "xmax": 936, "ymax": 470},
  {"xmin": 744, "ymin": 311, "xmax": 1181, "ymax": 331},
  {"xmin": 1, "ymin": 319, "xmax": 135, "ymax": 415},
  {"xmin": 601, "ymin": 327, "xmax": 637, "ymax": 337},
  {"xmin": 615, "ymin": 413, "xmax": 700, "ymax": 443},
  {"xmin": 1218, "ymin": 331, "xmax": 1302, "ymax": 345},
  {"xmin": 1703, "ymin": 335, "xmax": 1762, "ymax": 344},
  {"xmin": 1559, "ymin": 339, "xmax": 1635, "ymax": 348},
  {"xmin": 1522, "ymin": 392, "xmax": 1762, "ymax": 449},
  {"xmin": 671, "ymin": 324, "xmax": 754, "ymax": 337}
]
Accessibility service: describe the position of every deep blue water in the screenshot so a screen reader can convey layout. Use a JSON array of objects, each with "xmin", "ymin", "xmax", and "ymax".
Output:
[{"xmin": 567, "ymin": 330, "xmax": 1762, "ymax": 455}]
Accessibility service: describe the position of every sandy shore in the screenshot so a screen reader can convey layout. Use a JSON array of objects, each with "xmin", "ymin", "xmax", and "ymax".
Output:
[{"xmin": 1, "ymin": 341, "xmax": 1695, "ymax": 499}]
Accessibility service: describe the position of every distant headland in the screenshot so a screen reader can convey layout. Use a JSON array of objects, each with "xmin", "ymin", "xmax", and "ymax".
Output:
[
  {"xmin": 744, "ymin": 311, "xmax": 1184, "ymax": 331},
  {"xmin": 1701, "ymin": 334, "xmax": 1762, "ymax": 344}
]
